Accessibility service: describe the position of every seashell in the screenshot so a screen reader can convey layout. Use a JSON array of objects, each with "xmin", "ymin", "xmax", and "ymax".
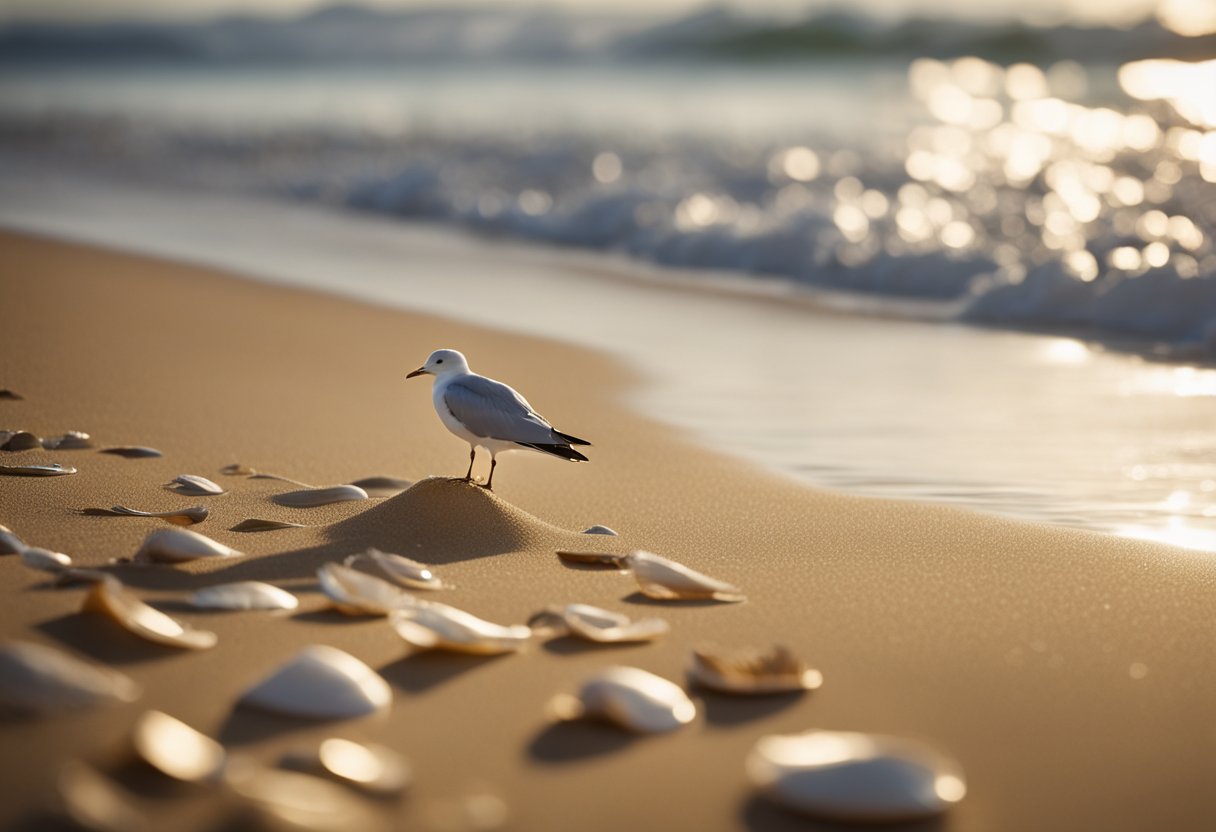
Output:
[
  {"xmin": 59, "ymin": 760, "xmax": 150, "ymax": 832},
  {"xmin": 555, "ymin": 550, "xmax": 627, "ymax": 568},
  {"xmin": 0, "ymin": 523, "xmax": 25, "ymax": 554},
  {"xmin": 528, "ymin": 603, "xmax": 669, "ymax": 644},
  {"xmin": 189, "ymin": 581, "xmax": 299, "ymax": 611},
  {"xmin": 0, "ymin": 389, "xmax": 22, "ymax": 400},
  {"xmin": 224, "ymin": 759, "xmax": 387, "ymax": 832},
  {"xmin": 626, "ymin": 550, "xmax": 745, "ymax": 602},
  {"xmin": 318, "ymin": 562, "xmax": 412, "ymax": 616},
  {"xmin": 548, "ymin": 666, "xmax": 696, "ymax": 734},
  {"xmin": 230, "ymin": 518, "xmax": 307, "ymax": 532},
  {"xmin": 99, "ymin": 446, "xmax": 163, "ymax": 458},
  {"xmin": 2, "ymin": 430, "xmax": 42, "ymax": 451},
  {"xmin": 390, "ymin": 603, "xmax": 531, "ymax": 655},
  {"xmin": 282, "ymin": 737, "xmax": 411, "ymax": 796},
  {"xmin": 54, "ymin": 568, "xmax": 111, "ymax": 587},
  {"xmin": 347, "ymin": 476, "xmax": 412, "ymax": 497},
  {"xmin": 0, "ymin": 641, "xmax": 141, "ymax": 713},
  {"xmin": 689, "ymin": 645, "xmax": 823, "ymax": 695},
  {"xmin": 82, "ymin": 578, "xmax": 217, "ymax": 650},
  {"xmin": 167, "ymin": 474, "xmax": 225, "ymax": 495},
  {"xmin": 132, "ymin": 710, "xmax": 225, "ymax": 783},
  {"xmin": 239, "ymin": 645, "xmax": 390, "ymax": 719},
  {"xmin": 20, "ymin": 546, "xmax": 72, "ymax": 573},
  {"xmin": 43, "ymin": 430, "xmax": 92, "ymax": 450},
  {"xmin": 746, "ymin": 730, "xmax": 967, "ymax": 822},
  {"xmin": 134, "ymin": 527, "xmax": 243, "ymax": 563},
  {"xmin": 273, "ymin": 485, "xmax": 368, "ymax": 508},
  {"xmin": 0, "ymin": 462, "xmax": 77, "ymax": 476},
  {"xmin": 344, "ymin": 548, "xmax": 443, "ymax": 591},
  {"xmin": 100, "ymin": 505, "xmax": 208, "ymax": 525},
  {"xmin": 581, "ymin": 525, "xmax": 619, "ymax": 536}
]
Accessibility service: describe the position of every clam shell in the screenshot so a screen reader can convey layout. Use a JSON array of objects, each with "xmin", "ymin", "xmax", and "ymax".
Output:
[
  {"xmin": 231, "ymin": 518, "xmax": 307, "ymax": 532},
  {"xmin": 166, "ymin": 474, "xmax": 225, "ymax": 495},
  {"xmin": 549, "ymin": 666, "xmax": 696, "ymax": 734},
  {"xmin": 746, "ymin": 730, "xmax": 967, "ymax": 822},
  {"xmin": 581, "ymin": 525, "xmax": 619, "ymax": 536},
  {"xmin": 239, "ymin": 645, "xmax": 391, "ymax": 719},
  {"xmin": 2, "ymin": 430, "xmax": 42, "ymax": 451},
  {"xmin": 626, "ymin": 550, "xmax": 745, "ymax": 602},
  {"xmin": 59, "ymin": 760, "xmax": 150, "ymax": 832},
  {"xmin": 344, "ymin": 548, "xmax": 443, "ymax": 591},
  {"xmin": 82, "ymin": 578, "xmax": 217, "ymax": 650},
  {"xmin": 134, "ymin": 527, "xmax": 243, "ymax": 563},
  {"xmin": 273, "ymin": 485, "xmax": 369, "ymax": 508},
  {"xmin": 689, "ymin": 645, "xmax": 823, "ymax": 695},
  {"xmin": 555, "ymin": 550, "xmax": 627, "ymax": 568},
  {"xmin": 390, "ymin": 603, "xmax": 531, "ymax": 655},
  {"xmin": 347, "ymin": 476, "xmax": 412, "ymax": 497},
  {"xmin": 103, "ymin": 505, "xmax": 208, "ymax": 525},
  {"xmin": 20, "ymin": 546, "xmax": 72, "ymax": 573},
  {"xmin": 188, "ymin": 581, "xmax": 299, "ymax": 611},
  {"xmin": 100, "ymin": 446, "xmax": 163, "ymax": 458},
  {"xmin": 224, "ymin": 760, "xmax": 387, "ymax": 832},
  {"xmin": 283, "ymin": 737, "xmax": 411, "ymax": 796},
  {"xmin": 0, "ymin": 523, "xmax": 26, "ymax": 555},
  {"xmin": 0, "ymin": 462, "xmax": 77, "ymax": 476},
  {"xmin": 43, "ymin": 430, "xmax": 92, "ymax": 450},
  {"xmin": 0, "ymin": 641, "xmax": 141, "ymax": 713},
  {"xmin": 529, "ymin": 603, "xmax": 669, "ymax": 644},
  {"xmin": 318, "ymin": 562, "xmax": 412, "ymax": 616},
  {"xmin": 132, "ymin": 710, "xmax": 225, "ymax": 783}
]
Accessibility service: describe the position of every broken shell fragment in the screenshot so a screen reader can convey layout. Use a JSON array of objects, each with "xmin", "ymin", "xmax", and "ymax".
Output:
[
  {"xmin": 344, "ymin": 548, "xmax": 443, "ymax": 591},
  {"xmin": 20, "ymin": 546, "xmax": 73, "ymax": 574},
  {"xmin": 746, "ymin": 730, "xmax": 967, "ymax": 823},
  {"xmin": 0, "ymin": 641, "xmax": 141, "ymax": 713},
  {"xmin": 689, "ymin": 645, "xmax": 823, "ymax": 695},
  {"xmin": 273, "ymin": 485, "xmax": 369, "ymax": 508},
  {"xmin": 555, "ymin": 550, "xmax": 627, "ymax": 568},
  {"xmin": 166, "ymin": 474, "xmax": 225, "ymax": 496},
  {"xmin": 132, "ymin": 710, "xmax": 225, "ymax": 783},
  {"xmin": 626, "ymin": 550, "xmax": 745, "ymax": 602},
  {"xmin": 101, "ymin": 505, "xmax": 209, "ymax": 525},
  {"xmin": 283, "ymin": 737, "xmax": 411, "ymax": 797},
  {"xmin": 43, "ymin": 431, "xmax": 93, "ymax": 450},
  {"xmin": 82, "ymin": 578, "xmax": 217, "ymax": 650},
  {"xmin": 59, "ymin": 760, "xmax": 150, "ymax": 832},
  {"xmin": 100, "ymin": 446, "xmax": 163, "ymax": 458},
  {"xmin": 2, "ymin": 430, "xmax": 42, "ymax": 451},
  {"xmin": 390, "ymin": 603, "xmax": 531, "ymax": 655},
  {"xmin": 0, "ymin": 523, "xmax": 26, "ymax": 554},
  {"xmin": 528, "ymin": 603, "xmax": 669, "ymax": 644},
  {"xmin": 134, "ymin": 527, "xmax": 243, "ymax": 563},
  {"xmin": 225, "ymin": 760, "xmax": 387, "ymax": 832},
  {"xmin": 230, "ymin": 518, "xmax": 307, "ymax": 532},
  {"xmin": 318, "ymin": 563, "xmax": 411, "ymax": 616},
  {"xmin": 188, "ymin": 581, "xmax": 299, "ymax": 611},
  {"xmin": 239, "ymin": 645, "xmax": 390, "ymax": 719},
  {"xmin": 581, "ymin": 525, "xmax": 619, "ymax": 536},
  {"xmin": 347, "ymin": 476, "xmax": 412, "ymax": 497},
  {"xmin": 549, "ymin": 666, "xmax": 696, "ymax": 734},
  {"xmin": 0, "ymin": 462, "xmax": 77, "ymax": 476}
]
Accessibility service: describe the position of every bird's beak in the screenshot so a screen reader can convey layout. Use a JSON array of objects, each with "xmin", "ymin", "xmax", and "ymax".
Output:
[{"xmin": 406, "ymin": 367, "xmax": 428, "ymax": 379}]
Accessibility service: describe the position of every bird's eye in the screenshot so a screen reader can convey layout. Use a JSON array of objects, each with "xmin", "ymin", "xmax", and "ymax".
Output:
[{"xmin": 436, "ymin": 359, "xmax": 444, "ymax": 364}]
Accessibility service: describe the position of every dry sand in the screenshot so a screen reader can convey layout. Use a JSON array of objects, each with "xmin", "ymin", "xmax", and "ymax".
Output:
[{"xmin": 1, "ymin": 230, "xmax": 1215, "ymax": 831}]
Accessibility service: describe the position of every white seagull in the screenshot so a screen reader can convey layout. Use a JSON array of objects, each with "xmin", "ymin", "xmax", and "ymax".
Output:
[{"xmin": 406, "ymin": 349, "xmax": 590, "ymax": 490}]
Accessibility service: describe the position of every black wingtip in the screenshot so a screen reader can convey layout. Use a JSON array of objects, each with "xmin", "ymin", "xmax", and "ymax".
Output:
[
  {"xmin": 554, "ymin": 430, "xmax": 592, "ymax": 446},
  {"xmin": 517, "ymin": 443, "xmax": 590, "ymax": 462}
]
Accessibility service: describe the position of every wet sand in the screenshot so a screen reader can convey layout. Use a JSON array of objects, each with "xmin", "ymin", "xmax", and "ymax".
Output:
[{"xmin": 1, "ymin": 231, "xmax": 1215, "ymax": 831}]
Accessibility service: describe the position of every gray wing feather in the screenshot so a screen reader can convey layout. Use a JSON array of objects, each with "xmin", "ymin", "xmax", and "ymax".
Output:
[{"xmin": 443, "ymin": 376, "xmax": 562, "ymax": 444}]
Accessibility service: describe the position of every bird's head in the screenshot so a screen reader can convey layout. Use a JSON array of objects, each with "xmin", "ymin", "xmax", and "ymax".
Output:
[{"xmin": 406, "ymin": 348, "xmax": 469, "ymax": 380}]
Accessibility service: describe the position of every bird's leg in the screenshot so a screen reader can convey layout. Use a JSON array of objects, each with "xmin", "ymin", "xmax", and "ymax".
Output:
[
  {"xmin": 482, "ymin": 456, "xmax": 497, "ymax": 491},
  {"xmin": 462, "ymin": 446, "xmax": 476, "ymax": 482}
]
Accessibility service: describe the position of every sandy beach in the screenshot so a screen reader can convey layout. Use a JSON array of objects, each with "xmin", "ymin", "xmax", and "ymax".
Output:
[{"xmin": 3, "ymin": 229, "xmax": 1216, "ymax": 831}]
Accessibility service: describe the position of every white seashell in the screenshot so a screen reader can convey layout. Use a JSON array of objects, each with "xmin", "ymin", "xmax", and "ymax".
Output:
[
  {"xmin": 549, "ymin": 666, "xmax": 696, "ymax": 734},
  {"xmin": 347, "ymin": 476, "xmax": 412, "ymax": 497},
  {"xmin": 100, "ymin": 446, "xmax": 162, "ymax": 458},
  {"xmin": 626, "ymin": 550, "xmax": 745, "ymax": 602},
  {"xmin": 166, "ymin": 474, "xmax": 225, "ymax": 495},
  {"xmin": 689, "ymin": 645, "xmax": 823, "ymax": 695},
  {"xmin": 555, "ymin": 550, "xmax": 627, "ymax": 568},
  {"xmin": 318, "ymin": 562, "xmax": 412, "ymax": 616},
  {"xmin": 390, "ymin": 603, "xmax": 531, "ymax": 655},
  {"xmin": 344, "ymin": 548, "xmax": 443, "ymax": 591},
  {"xmin": 188, "ymin": 581, "xmax": 299, "ymax": 611},
  {"xmin": 746, "ymin": 730, "xmax": 967, "ymax": 822},
  {"xmin": 230, "ymin": 518, "xmax": 307, "ymax": 532},
  {"xmin": 0, "ymin": 462, "xmax": 77, "ymax": 476},
  {"xmin": 0, "ymin": 523, "xmax": 26, "ymax": 555},
  {"xmin": 224, "ymin": 760, "xmax": 387, "ymax": 832},
  {"xmin": 132, "ymin": 710, "xmax": 225, "ymax": 783},
  {"xmin": 2, "ymin": 430, "xmax": 42, "ymax": 450},
  {"xmin": 581, "ymin": 525, "xmax": 619, "ymax": 536},
  {"xmin": 273, "ymin": 485, "xmax": 369, "ymax": 508},
  {"xmin": 134, "ymin": 527, "xmax": 243, "ymax": 563},
  {"xmin": 43, "ymin": 430, "xmax": 92, "ymax": 450},
  {"xmin": 82, "ymin": 578, "xmax": 217, "ymax": 650},
  {"xmin": 0, "ymin": 641, "xmax": 141, "ymax": 713},
  {"xmin": 283, "ymin": 737, "xmax": 411, "ymax": 796},
  {"xmin": 104, "ymin": 505, "xmax": 208, "ymax": 525},
  {"xmin": 20, "ymin": 546, "xmax": 72, "ymax": 573},
  {"xmin": 59, "ymin": 760, "xmax": 150, "ymax": 832},
  {"xmin": 529, "ymin": 603, "xmax": 669, "ymax": 644},
  {"xmin": 239, "ymin": 645, "xmax": 390, "ymax": 719}
]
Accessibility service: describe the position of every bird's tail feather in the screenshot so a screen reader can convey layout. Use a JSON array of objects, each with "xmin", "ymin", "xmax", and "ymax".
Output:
[
  {"xmin": 554, "ymin": 430, "xmax": 591, "ymax": 446},
  {"xmin": 517, "ymin": 442, "xmax": 590, "ymax": 462}
]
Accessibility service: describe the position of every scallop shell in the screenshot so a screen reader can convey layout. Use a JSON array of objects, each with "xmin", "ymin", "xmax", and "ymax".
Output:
[
  {"xmin": 689, "ymin": 645, "xmax": 823, "ymax": 695},
  {"xmin": 273, "ymin": 485, "xmax": 369, "ymax": 508},
  {"xmin": 581, "ymin": 525, "xmax": 619, "ymax": 536},
  {"xmin": 344, "ymin": 548, "xmax": 443, "ymax": 591},
  {"xmin": 318, "ymin": 562, "xmax": 412, "ymax": 616},
  {"xmin": 230, "ymin": 518, "xmax": 307, "ymax": 532},
  {"xmin": 746, "ymin": 730, "xmax": 967, "ymax": 822},
  {"xmin": 549, "ymin": 666, "xmax": 696, "ymax": 734},
  {"xmin": 132, "ymin": 710, "xmax": 225, "ymax": 783},
  {"xmin": 102, "ymin": 505, "xmax": 208, "ymax": 525},
  {"xmin": 0, "ymin": 641, "xmax": 141, "ymax": 713},
  {"xmin": 528, "ymin": 603, "xmax": 669, "ymax": 644},
  {"xmin": 0, "ymin": 462, "xmax": 77, "ymax": 476},
  {"xmin": 82, "ymin": 578, "xmax": 217, "ymax": 650},
  {"xmin": 20, "ymin": 546, "xmax": 72, "ymax": 573},
  {"xmin": 555, "ymin": 550, "xmax": 627, "ymax": 568},
  {"xmin": 224, "ymin": 760, "xmax": 387, "ymax": 832},
  {"xmin": 625, "ymin": 550, "xmax": 745, "ymax": 602},
  {"xmin": 2, "ymin": 430, "xmax": 42, "ymax": 451},
  {"xmin": 283, "ymin": 737, "xmax": 411, "ymax": 796},
  {"xmin": 239, "ymin": 645, "xmax": 391, "ymax": 719},
  {"xmin": 43, "ymin": 431, "xmax": 93, "ymax": 450},
  {"xmin": 188, "ymin": 581, "xmax": 299, "ymax": 611},
  {"xmin": 390, "ymin": 603, "xmax": 531, "ymax": 655},
  {"xmin": 166, "ymin": 474, "xmax": 225, "ymax": 496},
  {"xmin": 134, "ymin": 527, "xmax": 243, "ymax": 563},
  {"xmin": 100, "ymin": 446, "xmax": 163, "ymax": 458},
  {"xmin": 347, "ymin": 476, "xmax": 412, "ymax": 497},
  {"xmin": 0, "ymin": 523, "xmax": 26, "ymax": 555},
  {"xmin": 59, "ymin": 760, "xmax": 150, "ymax": 832}
]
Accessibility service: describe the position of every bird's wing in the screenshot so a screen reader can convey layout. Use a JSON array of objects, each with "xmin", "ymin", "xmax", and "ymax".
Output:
[{"xmin": 443, "ymin": 375, "xmax": 561, "ymax": 444}]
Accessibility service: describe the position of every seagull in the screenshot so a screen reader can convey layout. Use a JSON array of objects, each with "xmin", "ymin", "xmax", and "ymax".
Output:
[{"xmin": 406, "ymin": 349, "xmax": 590, "ymax": 490}]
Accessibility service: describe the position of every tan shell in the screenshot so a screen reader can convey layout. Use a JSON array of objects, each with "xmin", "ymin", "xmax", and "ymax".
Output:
[
  {"xmin": 529, "ymin": 603, "xmax": 669, "ymax": 644},
  {"xmin": 1, "ymin": 430, "xmax": 42, "ymax": 451},
  {"xmin": 344, "ymin": 548, "xmax": 443, "ymax": 591},
  {"xmin": 549, "ymin": 666, "xmax": 696, "ymax": 734},
  {"xmin": 0, "ymin": 641, "xmax": 141, "ymax": 713},
  {"xmin": 0, "ymin": 523, "xmax": 25, "ymax": 554},
  {"xmin": 239, "ymin": 645, "xmax": 391, "ymax": 719},
  {"xmin": 134, "ymin": 527, "xmax": 243, "ymax": 563},
  {"xmin": 166, "ymin": 474, "xmax": 225, "ymax": 495},
  {"xmin": 317, "ymin": 562, "xmax": 412, "ymax": 616},
  {"xmin": 20, "ymin": 546, "xmax": 72, "ymax": 574},
  {"xmin": 555, "ymin": 550, "xmax": 627, "ymax": 568},
  {"xmin": 0, "ymin": 462, "xmax": 77, "ymax": 476},
  {"xmin": 188, "ymin": 581, "xmax": 299, "ymax": 611},
  {"xmin": 225, "ymin": 760, "xmax": 388, "ymax": 832},
  {"xmin": 625, "ymin": 550, "xmax": 745, "ymax": 602},
  {"xmin": 283, "ymin": 737, "xmax": 411, "ymax": 796},
  {"xmin": 132, "ymin": 710, "xmax": 225, "ymax": 783},
  {"xmin": 746, "ymin": 730, "xmax": 967, "ymax": 822},
  {"xmin": 272, "ymin": 485, "xmax": 368, "ymax": 508},
  {"xmin": 82, "ymin": 578, "xmax": 217, "ymax": 650},
  {"xmin": 58, "ymin": 760, "xmax": 150, "ymax": 832},
  {"xmin": 390, "ymin": 603, "xmax": 531, "ymax": 655},
  {"xmin": 689, "ymin": 645, "xmax": 823, "ymax": 694},
  {"xmin": 103, "ymin": 505, "xmax": 208, "ymax": 525}
]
